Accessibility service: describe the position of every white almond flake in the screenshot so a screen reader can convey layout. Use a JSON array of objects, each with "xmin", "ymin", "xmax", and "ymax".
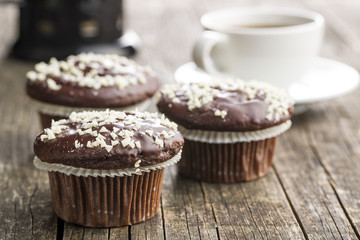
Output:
[
  {"xmin": 40, "ymin": 135, "xmax": 48, "ymax": 142},
  {"xmin": 121, "ymin": 137, "xmax": 131, "ymax": 147},
  {"xmin": 161, "ymin": 130, "xmax": 170, "ymax": 139},
  {"xmin": 97, "ymin": 133, "xmax": 105, "ymax": 139},
  {"xmin": 75, "ymin": 140, "xmax": 81, "ymax": 148},
  {"xmin": 124, "ymin": 120, "xmax": 132, "ymax": 126},
  {"xmin": 129, "ymin": 140, "xmax": 135, "ymax": 149},
  {"xmin": 99, "ymin": 126, "xmax": 108, "ymax": 132},
  {"xmin": 105, "ymin": 145, "xmax": 113, "ymax": 152},
  {"xmin": 83, "ymin": 128, "xmax": 92, "ymax": 135},
  {"xmin": 46, "ymin": 129, "xmax": 56, "ymax": 140},
  {"xmin": 77, "ymin": 129, "xmax": 85, "ymax": 135},
  {"xmin": 172, "ymin": 97, "xmax": 180, "ymax": 103},
  {"xmin": 133, "ymin": 122, "xmax": 141, "ymax": 130},
  {"xmin": 265, "ymin": 112, "xmax": 273, "ymax": 121},
  {"xmin": 86, "ymin": 141, "xmax": 94, "ymax": 148},
  {"xmin": 135, "ymin": 141, "xmax": 141, "ymax": 148},
  {"xmin": 154, "ymin": 137, "xmax": 164, "ymax": 148},
  {"xmin": 111, "ymin": 140, "xmax": 119, "ymax": 146},
  {"xmin": 26, "ymin": 71, "xmax": 38, "ymax": 81},
  {"xmin": 99, "ymin": 138, "xmax": 107, "ymax": 148},
  {"xmin": 47, "ymin": 78, "xmax": 62, "ymax": 91},
  {"xmin": 110, "ymin": 132, "xmax": 117, "ymax": 140},
  {"xmin": 113, "ymin": 127, "xmax": 120, "ymax": 133},
  {"xmin": 92, "ymin": 139, "xmax": 101, "ymax": 147},
  {"xmin": 220, "ymin": 110, "xmax": 227, "ymax": 119},
  {"xmin": 135, "ymin": 160, "xmax": 141, "ymax": 168},
  {"xmin": 145, "ymin": 130, "xmax": 153, "ymax": 136},
  {"xmin": 214, "ymin": 109, "xmax": 221, "ymax": 117}
]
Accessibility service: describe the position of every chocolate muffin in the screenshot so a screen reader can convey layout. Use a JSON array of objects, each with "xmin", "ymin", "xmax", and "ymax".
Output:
[
  {"xmin": 33, "ymin": 110, "xmax": 184, "ymax": 227},
  {"xmin": 26, "ymin": 53, "xmax": 159, "ymax": 128},
  {"xmin": 157, "ymin": 79, "xmax": 294, "ymax": 183}
]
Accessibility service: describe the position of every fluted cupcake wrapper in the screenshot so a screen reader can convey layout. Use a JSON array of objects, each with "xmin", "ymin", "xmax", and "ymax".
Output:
[
  {"xmin": 179, "ymin": 137, "xmax": 277, "ymax": 183},
  {"xmin": 34, "ymin": 151, "xmax": 182, "ymax": 227},
  {"xmin": 48, "ymin": 169, "xmax": 164, "ymax": 227},
  {"xmin": 178, "ymin": 120, "xmax": 291, "ymax": 143},
  {"xmin": 33, "ymin": 151, "xmax": 181, "ymax": 177},
  {"xmin": 31, "ymin": 97, "xmax": 152, "ymax": 128}
]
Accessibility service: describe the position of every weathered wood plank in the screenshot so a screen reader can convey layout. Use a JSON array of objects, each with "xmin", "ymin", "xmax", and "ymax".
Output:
[
  {"xmin": 202, "ymin": 170, "xmax": 305, "ymax": 240},
  {"xmin": 299, "ymin": 94, "xmax": 360, "ymax": 238},
  {"xmin": 161, "ymin": 165, "xmax": 220, "ymax": 240},
  {"xmin": 109, "ymin": 226, "xmax": 129, "ymax": 240},
  {"xmin": 275, "ymin": 116, "xmax": 358, "ymax": 240},
  {"xmin": 0, "ymin": 59, "xmax": 58, "ymax": 240},
  {"xmin": 130, "ymin": 209, "xmax": 165, "ymax": 240}
]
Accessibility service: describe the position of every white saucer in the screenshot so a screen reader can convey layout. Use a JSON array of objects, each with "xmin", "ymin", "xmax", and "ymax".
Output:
[{"xmin": 174, "ymin": 57, "xmax": 359, "ymax": 108}]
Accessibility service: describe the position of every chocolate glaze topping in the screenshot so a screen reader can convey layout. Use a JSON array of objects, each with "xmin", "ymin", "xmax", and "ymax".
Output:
[
  {"xmin": 34, "ymin": 110, "xmax": 184, "ymax": 169},
  {"xmin": 26, "ymin": 53, "xmax": 159, "ymax": 107},
  {"xmin": 157, "ymin": 80, "xmax": 294, "ymax": 131}
]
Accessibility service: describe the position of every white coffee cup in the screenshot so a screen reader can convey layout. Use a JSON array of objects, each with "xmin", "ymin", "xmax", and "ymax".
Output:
[{"xmin": 193, "ymin": 7, "xmax": 325, "ymax": 89}]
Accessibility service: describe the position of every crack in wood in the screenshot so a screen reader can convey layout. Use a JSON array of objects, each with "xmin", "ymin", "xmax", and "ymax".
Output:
[
  {"xmin": 210, "ymin": 204, "xmax": 221, "ymax": 240},
  {"xmin": 160, "ymin": 197, "xmax": 166, "ymax": 240},
  {"xmin": 28, "ymin": 183, "xmax": 38, "ymax": 236},
  {"xmin": 309, "ymin": 144, "xmax": 360, "ymax": 239},
  {"xmin": 56, "ymin": 218, "xmax": 64, "ymax": 240},
  {"xmin": 273, "ymin": 166, "xmax": 309, "ymax": 240}
]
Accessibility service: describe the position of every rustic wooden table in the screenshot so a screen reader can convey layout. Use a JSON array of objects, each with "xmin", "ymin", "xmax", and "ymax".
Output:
[{"xmin": 1, "ymin": 0, "xmax": 360, "ymax": 239}]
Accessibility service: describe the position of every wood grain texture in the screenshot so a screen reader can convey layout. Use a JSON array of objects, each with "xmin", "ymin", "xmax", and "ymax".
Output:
[{"xmin": 1, "ymin": 0, "xmax": 360, "ymax": 239}]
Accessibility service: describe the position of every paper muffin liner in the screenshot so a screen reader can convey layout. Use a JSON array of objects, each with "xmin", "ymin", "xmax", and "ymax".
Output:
[
  {"xmin": 179, "ymin": 137, "xmax": 276, "ymax": 183},
  {"xmin": 33, "ymin": 150, "xmax": 182, "ymax": 177},
  {"xmin": 36, "ymin": 151, "xmax": 181, "ymax": 227},
  {"xmin": 31, "ymin": 97, "xmax": 152, "ymax": 117},
  {"xmin": 48, "ymin": 168, "xmax": 165, "ymax": 227},
  {"xmin": 178, "ymin": 120, "xmax": 291, "ymax": 143},
  {"xmin": 32, "ymin": 97, "xmax": 152, "ymax": 128}
]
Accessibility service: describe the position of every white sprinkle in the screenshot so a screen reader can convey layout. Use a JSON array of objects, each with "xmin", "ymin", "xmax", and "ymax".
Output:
[
  {"xmin": 129, "ymin": 140, "xmax": 135, "ymax": 149},
  {"xmin": 121, "ymin": 137, "xmax": 131, "ymax": 147},
  {"xmin": 154, "ymin": 137, "xmax": 164, "ymax": 148},
  {"xmin": 133, "ymin": 122, "xmax": 141, "ymax": 130},
  {"xmin": 172, "ymin": 97, "xmax": 180, "ymax": 103},
  {"xmin": 97, "ymin": 133, "xmax": 105, "ymax": 139},
  {"xmin": 124, "ymin": 120, "xmax": 132, "ymax": 126},
  {"xmin": 26, "ymin": 71, "xmax": 38, "ymax": 81},
  {"xmin": 135, "ymin": 141, "xmax": 141, "ymax": 148},
  {"xmin": 146, "ymin": 130, "xmax": 153, "ymax": 136},
  {"xmin": 111, "ymin": 140, "xmax": 119, "ymax": 146},
  {"xmin": 86, "ymin": 141, "xmax": 94, "ymax": 148},
  {"xmin": 105, "ymin": 145, "xmax": 113, "ymax": 152},
  {"xmin": 40, "ymin": 134, "xmax": 48, "ymax": 141},
  {"xmin": 99, "ymin": 138, "xmax": 107, "ymax": 148},
  {"xmin": 75, "ymin": 140, "xmax": 81, "ymax": 148},
  {"xmin": 110, "ymin": 132, "xmax": 117, "ymax": 140},
  {"xmin": 161, "ymin": 130, "xmax": 170, "ymax": 139},
  {"xmin": 83, "ymin": 128, "xmax": 92, "ymax": 135},
  {"xmin": 99, "ymin": 126, "xmax": 108, "ymax": 132},
  {"xmin": 135, "ymin": 160, "xmax": 141, "ymax": 168},
  {"xmin": 265, "ymin": 112, "xmax": 273, "ymax": 121},
  {"xmin": 46, "ymin": 129, "xmax": 56, "ymax": 140},
  {"xmin": 47, "ymin": 78, "xmax": 62, "ymax": 91}
]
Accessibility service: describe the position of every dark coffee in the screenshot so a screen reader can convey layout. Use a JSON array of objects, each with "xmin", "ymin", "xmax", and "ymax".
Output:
[
  {"xmin": 234, "ymin": 24, "xmax": 295, "ymax": 28},
  {"xmin": 227, "ymin": 24, "xmax": 300, "ymax": 29}
]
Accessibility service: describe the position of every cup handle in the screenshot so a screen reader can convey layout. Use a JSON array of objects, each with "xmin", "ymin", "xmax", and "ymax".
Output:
[{"xmin": 193, "ymin": 30, "xmax": 228, "ymax": 75}]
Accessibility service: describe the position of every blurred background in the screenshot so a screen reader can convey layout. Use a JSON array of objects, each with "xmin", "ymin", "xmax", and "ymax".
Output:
[{"xmin": 0, "ymin": 0, "xmax": 359, "ymax": 81}]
